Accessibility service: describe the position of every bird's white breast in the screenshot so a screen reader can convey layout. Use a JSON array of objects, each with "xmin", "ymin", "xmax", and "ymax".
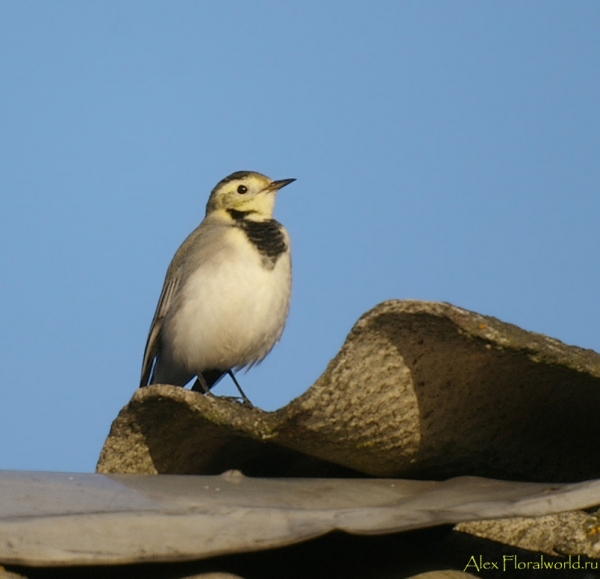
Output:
[{"xmin": 163, "ymin": 225, "xmax": 291, "ymax": 373}]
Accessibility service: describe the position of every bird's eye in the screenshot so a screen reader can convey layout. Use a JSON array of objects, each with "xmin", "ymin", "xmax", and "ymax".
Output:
[{"xmin": 237, "ymin": 185, "xmax": 248, "ymax": 194}]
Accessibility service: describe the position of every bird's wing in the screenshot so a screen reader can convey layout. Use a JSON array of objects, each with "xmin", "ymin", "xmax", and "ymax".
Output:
[
  {"xmin": 139, "ymin": 219, "xmax": 223, "ymax": 387},
  {"xmin": 139, "ymin": 275, "xmax": 180, "ymax": 387}
]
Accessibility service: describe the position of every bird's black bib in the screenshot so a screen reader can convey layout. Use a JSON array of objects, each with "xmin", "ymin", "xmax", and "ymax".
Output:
[{"xmin": 228, "ymin": 209, "xmax": 287, "ymax": 266}]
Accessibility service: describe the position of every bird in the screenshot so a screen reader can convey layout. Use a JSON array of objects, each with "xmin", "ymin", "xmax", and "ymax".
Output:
[{"xmin": 139, "ymin": 170, "xmax": 295, "ymax": 405}]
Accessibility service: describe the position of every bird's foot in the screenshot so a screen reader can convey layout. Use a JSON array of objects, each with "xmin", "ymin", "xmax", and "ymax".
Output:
[{"xmin": 215, "ymin": 394, "xmax": 254, "ymax": 409}]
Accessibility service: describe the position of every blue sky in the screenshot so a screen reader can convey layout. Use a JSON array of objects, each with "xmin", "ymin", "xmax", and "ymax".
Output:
[{"xmin": 1, "ymin": 2, "xmax": 598, "ymax": 473}]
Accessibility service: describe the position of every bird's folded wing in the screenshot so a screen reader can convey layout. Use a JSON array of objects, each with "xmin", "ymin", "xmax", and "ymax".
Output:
[{"xmin": 139, "ymin": 276, "xmax": 180, "ymax": 387}]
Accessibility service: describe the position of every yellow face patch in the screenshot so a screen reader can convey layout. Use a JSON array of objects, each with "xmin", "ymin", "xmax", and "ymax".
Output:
[
  {"xmin": 206, "ymin": 172, "xmax": 274, "ymax": 216},
  {"xmin": 205, "ymin": 171, "xmax": 294, "ymax": 218}
]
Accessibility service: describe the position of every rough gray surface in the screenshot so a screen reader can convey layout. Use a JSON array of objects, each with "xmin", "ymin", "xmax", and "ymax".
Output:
[
  {"xmin": 456, "ymin": 509, "xmax": 600, "ymax": 558},
  {"xmin": 2, "ymin": 470, "xmax": 600, "ymax": 567},
  {"xmin": 98, "ymin": 300, "xmax": 600, "ymax": 482},
  {"xmin": 90, "ymin": 299, "xmax": 600, "ymax": 571}
]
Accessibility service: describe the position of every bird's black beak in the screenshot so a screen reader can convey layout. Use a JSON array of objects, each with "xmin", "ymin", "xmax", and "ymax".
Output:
[{"xmin": 269, "ymin": 178, "xmax": 296, "ymax": 191}]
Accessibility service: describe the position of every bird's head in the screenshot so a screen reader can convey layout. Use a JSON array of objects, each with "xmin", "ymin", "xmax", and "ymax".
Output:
[{"xmin": 206, "ymin": 171, "xmax": 295, "ymax": 218}]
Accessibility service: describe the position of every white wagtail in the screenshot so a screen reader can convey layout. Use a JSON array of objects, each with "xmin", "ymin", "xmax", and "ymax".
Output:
[{"xmin": 139, "ymin": 171, "xmax": 295, "ymax": 405}]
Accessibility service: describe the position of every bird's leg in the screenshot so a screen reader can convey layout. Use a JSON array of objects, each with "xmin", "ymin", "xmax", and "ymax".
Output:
[
  {"xmin": 191, "ymin": 374, "xmax": 214, "ymax": 395},
  {"xmin": 228, "ymin": 370, "xmax": 254, "ymax": 408}
]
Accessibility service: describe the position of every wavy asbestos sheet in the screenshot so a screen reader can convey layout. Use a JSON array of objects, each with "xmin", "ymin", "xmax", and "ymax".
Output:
[
  {"xmin": 1, "ymin": 470, "xmax": 600, "ymax": 566},
  {"xmin": 98, "ymin": 300, "xmax": 600, "ymax": 482}
]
